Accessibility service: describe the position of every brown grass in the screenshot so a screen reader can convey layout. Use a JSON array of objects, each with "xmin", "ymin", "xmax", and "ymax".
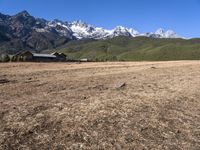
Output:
[{"xmin": 0, "ymin": 61, "xmax": 200, "ymax": 149}]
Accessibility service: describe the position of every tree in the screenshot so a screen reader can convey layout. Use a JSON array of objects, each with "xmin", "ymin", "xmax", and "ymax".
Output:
[{"xmin": 0, "ymin": 54, "xmax": 10, "ymax": 62}]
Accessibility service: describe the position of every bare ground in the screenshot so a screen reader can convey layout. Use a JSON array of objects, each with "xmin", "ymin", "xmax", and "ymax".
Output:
[{"xmin": 0, "ymin": 61, "xmax": 200, "ymax": 150}]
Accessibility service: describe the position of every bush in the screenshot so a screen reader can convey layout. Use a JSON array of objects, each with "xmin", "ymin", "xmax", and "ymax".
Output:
[{"xmin": 0, "ymin": 54, "xmax": 10, "ymax": 62}]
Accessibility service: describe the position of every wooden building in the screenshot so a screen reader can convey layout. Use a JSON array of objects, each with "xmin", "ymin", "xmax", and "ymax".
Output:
[{"xmin": 14, "ymin": 51, "xmax": 67, "ymax": 62}]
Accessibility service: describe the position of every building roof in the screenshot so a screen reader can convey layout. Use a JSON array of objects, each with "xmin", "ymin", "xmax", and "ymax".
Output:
[
  {"xmin": 32, "ymin": 53, "xmax": 57, "ymax": 58},
  {"xmin": 15, "ymin": 51, "xmax": 32, "ymax": 56},
  {"xmin": 51, "ymin": 52, "xmax": 59, "ymax": 55}
]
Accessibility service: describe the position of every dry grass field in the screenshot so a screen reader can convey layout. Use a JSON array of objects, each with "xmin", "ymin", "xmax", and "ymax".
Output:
[{"xmin": 0, "ymin": 61, "xmax": 200, "ymax": 149}]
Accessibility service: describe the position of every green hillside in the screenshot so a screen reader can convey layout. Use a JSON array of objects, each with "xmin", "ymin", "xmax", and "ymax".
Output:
[{"xmin": 56, "ymin": 36, "xmax": 200, "ymax": 61}]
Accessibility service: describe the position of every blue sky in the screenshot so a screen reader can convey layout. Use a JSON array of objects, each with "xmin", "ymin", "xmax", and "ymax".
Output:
[{"xmin": 0, "ymin": 0, "xmax": 200, "ymax": 38}]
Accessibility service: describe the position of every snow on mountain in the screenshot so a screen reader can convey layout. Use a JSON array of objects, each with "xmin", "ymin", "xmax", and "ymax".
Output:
[
  {"xmin": 69, "ymin": 22, "xmax": 179, "ymax": 39},
  {"xmin": 149, "ymin": 28, "xmax": 179, "ymax": 38},
  {"xmin": 34, "ymin": 19, "xmax": 180, "ymax": 40},
  {"xmin": 69, "ymin": 20, "xmax": 96, "ymax": 39},
  {"xmin": 68, "ymin": 21, "xmax": 142, "ymax": 39},
  {"xmin": 111, "ymin": 26, "xmax": 131, "ymax": 37},
  {"xmin": 165, "ymin": 30, "xmax": 179, "ymax": 38},
  {"xmin": 155, "ymin": 28, "xmax": 165, "ymax": 36},
  {"xmin": 128, "ymin": 28, "xmax": 140, "ymax": 37},
  {"xmin": 47, "ymin": 19, "xmax": 73, "ymax": 38},
  {"xmin": 140, "ymin": 28, "xmax": 179, "ymax": 38}
]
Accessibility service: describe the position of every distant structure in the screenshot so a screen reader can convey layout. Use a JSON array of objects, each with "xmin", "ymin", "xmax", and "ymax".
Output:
[
  {"xmin": 14, "ymin": 51, "xmax": 67, "ymax": 62},
  {"xmin": 79, "ymin": 58, "xmax": 88, "ymax": 62}
]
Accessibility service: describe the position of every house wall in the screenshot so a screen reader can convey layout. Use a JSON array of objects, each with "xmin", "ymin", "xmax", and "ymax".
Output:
[
  {"xmin": 57, "ymin": 56, "xmax": 66, "ymax": 61},
  {"xmin": 32, "ymin": 56, "xmax": 58, "ymax": 62},
  {"xmin": 22, "ymin": 54, "xmax": 33, "ymax": 61}
]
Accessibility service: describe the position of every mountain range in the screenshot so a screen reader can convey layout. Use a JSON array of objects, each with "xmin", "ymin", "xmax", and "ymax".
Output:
[{"xmin": 0, "ymin": 10, "xmax": 180, "ymax": 54}]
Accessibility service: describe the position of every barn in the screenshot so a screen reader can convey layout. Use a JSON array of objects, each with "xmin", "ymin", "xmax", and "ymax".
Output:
[{"xmin": 14, "ymin": 51, "xmax": 67, "ymax": 62}]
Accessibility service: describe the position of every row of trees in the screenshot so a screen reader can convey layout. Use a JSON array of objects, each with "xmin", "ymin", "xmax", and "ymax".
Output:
[{"xmin": 0, "ymin": 54, "xmax": 24, "ymax": 62}]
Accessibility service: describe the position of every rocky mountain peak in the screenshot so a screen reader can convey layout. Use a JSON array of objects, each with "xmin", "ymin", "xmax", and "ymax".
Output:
[{"xmin": 15, "ymin": 10, "xmax": 31, "ymax": 18}]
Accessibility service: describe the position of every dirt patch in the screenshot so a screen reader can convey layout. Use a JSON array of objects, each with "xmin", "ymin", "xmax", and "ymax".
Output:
[{"xmin": 0, "ymin": 79, "xmax": 10, "ymax": 84}]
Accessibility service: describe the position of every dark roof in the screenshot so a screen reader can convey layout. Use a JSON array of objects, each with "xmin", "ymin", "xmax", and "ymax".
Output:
[{"xmin": 15, "ymin": 51, "xmax": 30, "ymax": 56}]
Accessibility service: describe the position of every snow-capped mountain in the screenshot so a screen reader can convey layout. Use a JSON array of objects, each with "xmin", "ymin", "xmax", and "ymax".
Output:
[
  {"xmin": 154, "ymin": 28, "xmax": 179, "ymax": 38},
  {"xmin": 141, "ymin": 28, "xmax": 179, "ymax": 38},
  {"xmin": 1, "ymin": 10, "xmax": 179, "ymax": 41},
  {"xmin": 0, "ymin": 10, "xmax": 181, "ymax": 53},
  {"xmin": 44, "ymin": 20, "xmax": 179, "ymax": 40},
  {"xmin": 47, "ymin": 19, "xmax": 73, "ymax": 38}
]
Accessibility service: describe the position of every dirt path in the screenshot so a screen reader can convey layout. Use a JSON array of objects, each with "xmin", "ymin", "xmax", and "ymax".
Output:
[{"xmin": 0, "ymin": 61, "xmax": 200, "ymax": 149}]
